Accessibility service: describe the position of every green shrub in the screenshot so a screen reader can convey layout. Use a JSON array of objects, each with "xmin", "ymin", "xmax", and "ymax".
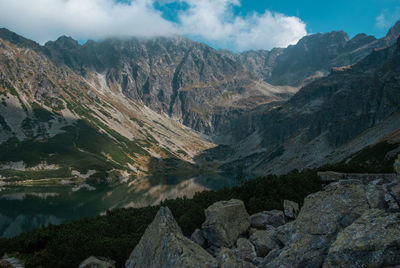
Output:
[{"xmin": 0, "ymin": 170, "xmax": 321, "ymax": 268}]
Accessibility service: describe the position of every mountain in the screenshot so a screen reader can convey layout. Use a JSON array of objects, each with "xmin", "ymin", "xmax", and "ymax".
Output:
[
  {"xmin": 220, "ymin": 33, "xmax": 400, "ymax": 176},
  {"xmin": 41, "ymin": 35, "xmax": 296, "ymax": 135},
  {"xmin": 238, "ymin": 21, "xmax": 400, "ymax": 87},
  {"xmin": 1, "ymin": 21, "xmax": 400, "ymax": 237}
]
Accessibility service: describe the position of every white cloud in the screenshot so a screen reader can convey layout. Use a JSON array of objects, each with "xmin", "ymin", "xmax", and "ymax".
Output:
[
  {"xmin": 177, "ymin": 0, "xmax": 307, "ymax": 51},
  {"xmin": 0, "ymin": 0, "xmax": 178, "ymax": 44},
  {"xmin": 0, "ymin": 0, "xmax": 307, "ymax": 51},
  {"xmin": 376, "ymin": 8, "xmax": 400, "ymax": 29}
]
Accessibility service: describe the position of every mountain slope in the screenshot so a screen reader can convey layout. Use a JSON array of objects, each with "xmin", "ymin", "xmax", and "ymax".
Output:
[
  {"xmin": 239, "ymin": 21, "xmax": 400, "ymax": 87},
  {"xmin": 222, "ymin": 37, "xmax": 400, "ymax": 176}
]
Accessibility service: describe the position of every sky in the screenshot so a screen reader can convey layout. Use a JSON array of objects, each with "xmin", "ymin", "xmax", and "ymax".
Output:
[{"xmin": 0, "ymin": 0, "xmax": 399, "ymax": 51}]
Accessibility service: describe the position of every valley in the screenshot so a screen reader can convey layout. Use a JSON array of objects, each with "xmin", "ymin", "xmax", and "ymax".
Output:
[{"xmin": 1, "ymin": 20, "xmax": 400, "ymax": 238}]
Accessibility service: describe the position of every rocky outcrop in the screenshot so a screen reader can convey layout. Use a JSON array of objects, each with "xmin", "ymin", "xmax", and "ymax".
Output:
[
  {"xmin": 323, "ymin": 209, "xmax": 400, "ymax": 267},
  {"xmin": 125, "ymin": 207, "xmax": 217, "ymax": 268},
  {"xmin": 266, "ymin": 180, "xmax": 370, "ymax": 267},
  {"xmin": 126, "ymin": 173, "xmax": 400, "ymax": 267},
  {"xmin": 201, "ymin": 199, "xmax": 250, "ymax": 248},
  {"xmin": 264, "ymin": 175, "xmax": 400, "ymax": 267}
]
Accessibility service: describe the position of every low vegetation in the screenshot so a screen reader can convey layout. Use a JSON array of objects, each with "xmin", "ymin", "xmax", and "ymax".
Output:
[
  {"xmin": 318, "ymin": 141, "xmax": 398, "ymax": 173},
  {"xmin": 0, "ymin": 170, "xmax": 322, "ymax": 268}
]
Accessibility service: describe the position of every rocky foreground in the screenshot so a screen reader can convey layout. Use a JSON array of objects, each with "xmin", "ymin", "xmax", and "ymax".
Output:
[{"xmin": 77, "ymin": 173, "xmax": 400, "ymax": 268}]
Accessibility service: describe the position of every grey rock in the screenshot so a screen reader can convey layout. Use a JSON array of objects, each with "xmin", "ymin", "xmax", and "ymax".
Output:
[
  {"xmin": 126, "ymin": 207, "xmax": 217, "ymax": 268},
  {"xmin": 202, "ymin": 199, "xmax": 250, "ymax": 248},
  {"xmin": 249, "ymin": 230, "xmax": 282, "ymax": 258},
  {"xmin": 79, "ymin": 256, "xmax": 115, "ymax": 268},
  {"xmin": 267, "ymin": 180, "xmax": 369, "ymax": 267},
  {"xmin": 217, "ymin": 247, "xmax": 256, "ymax": 268},
  {"xmin": 323, "ymin": 209, "xmax": 400, "ymax": 267},
  {"xmin": 235, "ymin": 238, "xmax": 256, "ymax": 262},
  {"xmin": 191, "ymin": 228, "xmax": 207, "ymax": 248},
  {"xmin": 275, "ymin": 221, "xmax": 295, "ymax": 246},
  {"xmin": 283, "ymin": 200, "xmax": 299, "ymax": 219},
  {"xmin": 250, "ymin": 210, "xmax": 285, "ymax": 229}
]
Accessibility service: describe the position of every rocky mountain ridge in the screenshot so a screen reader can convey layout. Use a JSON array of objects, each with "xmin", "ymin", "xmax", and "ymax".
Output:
[
  {"xmin": 3, "ymin": 22, "xmax": 399, "ymax": 135},
  {"xmin": 216, "ymin": 31, "xmax": 400, "ymax": 176}
]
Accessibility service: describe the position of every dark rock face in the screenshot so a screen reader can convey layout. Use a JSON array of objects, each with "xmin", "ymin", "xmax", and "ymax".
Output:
[{"xmin": 227, "ymin": 34, "xmax": 400, "ymax": 175}]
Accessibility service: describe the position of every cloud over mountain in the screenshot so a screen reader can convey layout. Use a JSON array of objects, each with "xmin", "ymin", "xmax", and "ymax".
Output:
[{"xmin": 0, "ymin": 0, "xmax": 307, "ymax": 51}]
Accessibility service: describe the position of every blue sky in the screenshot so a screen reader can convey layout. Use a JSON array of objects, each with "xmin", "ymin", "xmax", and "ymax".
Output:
[
  {"xmin": 0, "ymin": 0, "xmax": 399, "ymax": 51},
  {"xmin": 152, "ymin": 0, "xmax": 400, "ymax": 38},
  {"xmin": 229, "ymin": 0, "xmax": 399, "ymax": 38}
]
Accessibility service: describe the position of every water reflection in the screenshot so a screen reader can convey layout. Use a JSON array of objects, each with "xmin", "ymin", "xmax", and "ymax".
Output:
[{"xmin": 0, "ymin": 174, "xmax": 234, "ymax": 237}]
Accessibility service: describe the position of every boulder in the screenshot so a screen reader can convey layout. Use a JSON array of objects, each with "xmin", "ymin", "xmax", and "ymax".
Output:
[
  {"xmin": 202, "ymin": 199, "xmax": 250, "ymax": 248},
  {"xmin": 191, "ymin": 228, "xmax": 207, "ymax": 248},
  {"xmin": 249, "ymin": 229, "xmax": 281, "ymax": 257},
  {"xmin": 126, "ymin": 207, "xmax": 217, "ymax": 268},
  {"xmin": 79, "ymin": 256, "xmax": 115, "ymax": 268},
  {"xmin": 235, "ymin": 238, "xmax": 256, "ymax": 262},
  {"xmin": 250, "ymin": 210, "xmax": 285, "ymax": 229},
  {"xmin": 217, "ymin": 247, "xmax": 256, "ymax": 268},
  {"xmin": 283, "ymin": 200, "xmax": 299, "ymax": 219},
  {"xmin": 267, "ymin": 180, "xmax": 369, "ymax": 267},
  {"xmin": 323, "ymin": 209, "xmax": 400, "ymax": 267},
  {"xmin": 275, "ymin": 221, "xmax": 295, "ymax": 246}
]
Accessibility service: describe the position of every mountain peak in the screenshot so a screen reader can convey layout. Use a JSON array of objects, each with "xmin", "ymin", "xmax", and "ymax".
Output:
[
  {"xmin": 0, "ymin": 28, "xmax": 40, "ymax": 50},
  {"xmin": 385, "ymin": 20, "xmax": 400, "ymax": 42},
  {"xmin": 45, "ymin": 35, "xmax": 80, "ymax": 49}
]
